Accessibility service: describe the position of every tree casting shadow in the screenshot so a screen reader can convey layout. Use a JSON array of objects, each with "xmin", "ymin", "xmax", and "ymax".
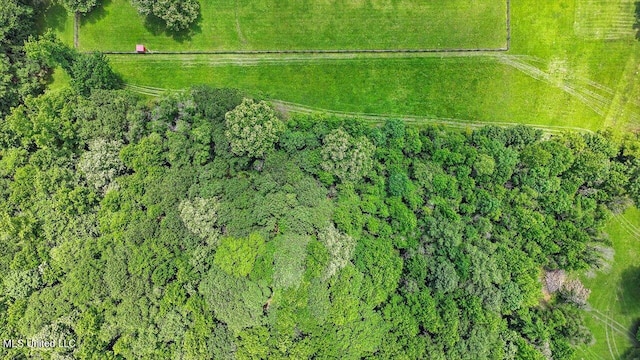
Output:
[
  {"xmin": 40, "ymin": 3, "xmax": 68, "ymax": 33},
  {"xmin": 80, "ymin": 0, "xmax": 112, "ymax": 25},
  {"xmin": 142, "ymin": 11, "xmax": 203, "ymax": 43}
]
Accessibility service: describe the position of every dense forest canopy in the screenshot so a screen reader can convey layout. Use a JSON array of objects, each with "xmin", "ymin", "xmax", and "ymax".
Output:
[
  {"xmin": 0, "ymin": 84, "xmax": 638, "ymax": 359},
  {"xmin": 1, "ymin": 1, "xmax": 640, "ymax": 359}
]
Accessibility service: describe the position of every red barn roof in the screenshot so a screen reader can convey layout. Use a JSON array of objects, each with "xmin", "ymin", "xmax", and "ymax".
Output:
[{"xmin": 136, "ymin": 44, "xmax": 146, "ymax": 53}]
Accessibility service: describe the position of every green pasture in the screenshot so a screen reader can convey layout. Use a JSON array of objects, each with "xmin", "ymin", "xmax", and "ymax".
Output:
[
  {"xmin": 70, "ymin": 0, "xmax": 507, "ymax": 51},
  {"xmin": 511, "ymin": 0, "xmax": 640, "ymax": 131},
  {"xmin": 109, "ymin": 54, "xmax": 605, "ymax": 131},
  {"xmin": 577, "ymin": 207, "xmax": 640, "ymax": 360},
  {"xmin": 41, "ymin": 0, "xmax": 640, "ymax": 132}
]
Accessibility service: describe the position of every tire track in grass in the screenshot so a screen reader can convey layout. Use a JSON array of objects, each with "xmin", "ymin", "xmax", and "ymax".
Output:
[
  {"xmin": 618, "ymin": 220, "xmax": 640, "ymax": 239},
  {"xmin": 234, "ymin": 0, "xmax": 247, "ymax": 47},
  {"xmin": 124, "ymin": 85, "xmax": 597, "ymax": 134},
  {"xmin": 109, "ymin": 51, "xmax": 519, "ymax": 67},
  {"xmin": 112, "ymin": 50, "xmax": 640, "ymax": 129},
  {"xmin": 605, "ymin": 55, "xmax": 640, "ymax": 129},
  {"xmin": 589, "ymin": 312, "xmax": 631, "ymax": 339},
  {"xmin": 591, "ymin": 308, "xmax": 632, "ymax": 334},
  {"xmin": 615, "ymin": 215, "xmax": 640, "ymax": 239},
  {"xmin": 574, "ymin": 0, "xmax": 636, "ymax": 41},
  {"xmin": 116, "ymin": 52, "xmax": 638, "ymax": 126},
  {"xmin": 609, "ymin": 307, "xmax": 621, "ymax": 359},
  {"xmin": 588, "ymin": 310, "xmax": 636, "ymax": 339},
  {"xmin": 497, "ymin": 54, "xmax": 640, "ymax": 129},
  {"xmin": 495, "ymin": 55, "xmax": 611, "ymax": 116},
  {"xmin": 618, "ymin": 214, "xmax": 640, "ymax": 234},
  {"xmin": 585, "ymin": 346, "xmax": 607, "ymax": 360},
  {"xmin": 126, "ymin": 85, "xmax": 167, "ymax": 97},
  {"xmin": 603, "ymin": 309, "xmax": 616, "ymax": 360},
  {"xmin": 269, "ymin": 100, "xmax": 595, "ymax": 134}
]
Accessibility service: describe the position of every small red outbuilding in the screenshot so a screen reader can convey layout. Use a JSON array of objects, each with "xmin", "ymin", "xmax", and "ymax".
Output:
[{"xmin": 136, "ymin": 44, "xmax": 146, "ymax": 53}]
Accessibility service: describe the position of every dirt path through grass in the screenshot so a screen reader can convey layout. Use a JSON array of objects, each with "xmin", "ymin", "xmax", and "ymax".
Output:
[{"xmin": 74, "ymin": 12, "xmax": 79, "ymax": 49}]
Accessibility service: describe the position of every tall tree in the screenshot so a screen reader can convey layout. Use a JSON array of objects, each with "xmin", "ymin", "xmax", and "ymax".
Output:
[
  {"xmin": 224, "ymin": 98, "xmax": 284, "ymax": 158},
  {"xmin": 131, "ymin": 0, "xmax": 200, "ymax": 32},
  {"xmin": 58, "ymin": 0, "xmax": 99, "ymax": 14}
]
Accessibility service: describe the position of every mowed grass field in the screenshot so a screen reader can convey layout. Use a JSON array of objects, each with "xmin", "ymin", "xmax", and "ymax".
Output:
[
  {"xmin": 73, "ymin": 0, "xmax": 507, "ymax": 51},
  {"xmin": 576, "ymin": 207, "xmax": 640, "ymax": 360},
  {"xmin": 109, "ymin": 54, "xmax": 604, "ymax": 131},
  {"xmin": 42, "ymin": 0, "xmax": 640, "ymax": 132},
  {"xmin": 43, "ymin": 0, "xmax": 640, "ymax": 132}
]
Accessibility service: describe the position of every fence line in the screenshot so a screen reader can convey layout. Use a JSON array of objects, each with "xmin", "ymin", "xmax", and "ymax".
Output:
[{"xmin": 81, "ymin": 0, "xmax": 512, "ymax": 56}]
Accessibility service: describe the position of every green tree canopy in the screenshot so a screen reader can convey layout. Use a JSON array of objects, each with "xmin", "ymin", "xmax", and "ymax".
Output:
[
  {"xmin": 224, "ymin": 98, "xmax": 284, "ymax": 158},
  {"xmin": 320, "ymin": 127, "xmax": 375, "ymax": 183},
  {"xmin": 57, "ymin": 0, "xmax": 99, "ymax": 14},
  {"xmin": 131, "ymin": 0, "xmax": 200, "ymax": 32}
]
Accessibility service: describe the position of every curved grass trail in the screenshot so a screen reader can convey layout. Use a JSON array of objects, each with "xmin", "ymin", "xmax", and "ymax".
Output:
[
  {"xmin": 495, "ymin": 54, "xmax": 640, "ymax": 131},
  {"xmin": 604, "ymin": 311, "xmax": 616, "ymax": 360},
  {"xmin": 114, "ymin": 51, "xmax": 638, "ymax": 133},
  {"xmin": 615, "ymin": 215, "xmax": 640, "ymax": 239},
  {"xmin": 584, "ymin": 346, "xmax": 607, "ymax": 360},
  {"xmin": 608, "ymin": 307, "xmax": 621, "ymax": 359},
  {"xmin": 125, "ymin": 84, "xmax": 595, "ymax": 134},
  {"xmin": 587, "ymin": 310, "xmax": 635, "ymax": 339},
  {"xmin": 269, "ymin": 100, "xmax": 595, "ymax": 134},
  {"xmin": 590, "ymin": 308, "xmax": 634, "ymax": 334}
]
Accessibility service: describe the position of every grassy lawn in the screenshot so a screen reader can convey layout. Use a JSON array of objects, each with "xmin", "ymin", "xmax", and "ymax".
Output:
[
  {"xmin": 512, "ymin": 0, "xmax": 640, "ymax": 130},
  {"xmin": 109, "ymin": 54, "xmax": 603, "ymax": 131},
  {"xmin": 88, "ymin": 0, "xmax": 636, "ymax": 133},
  {"xmin": 46, "ymin": 67, "xmax": 71, "ymax": 93},
  {"xmin": 72, "ymin": 0, "xmax": 507, "ymax": 51},
  {"xmin": 576, "ymin": 207, "xmax": 640, "ymax": 360},
  {"xmin": 41, "ymin": 0, "xmax": 640, "ymax": 132}
]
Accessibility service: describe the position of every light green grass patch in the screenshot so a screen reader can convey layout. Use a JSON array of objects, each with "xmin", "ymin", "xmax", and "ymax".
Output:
[
  {"xmin": 512, "ymin": 0, "xmax": 640, "ymax": 131},
  {"xmin": 574, "ymin": 0, "xmax": 637, "ymax": 41},
  {"xmin": 577, "ymin": 207, "xmax": 640, "ymax": 359},
  {"xmin": 109, "ymin": 55, "xmax": 603, "ymax": 131},
  {"xmin": 76, "ymin": 0, "xmax": 507, "ymax": 51},
  {"xmin": 46, "ymin": 67, "xmax": 71, "ymax": 93}
]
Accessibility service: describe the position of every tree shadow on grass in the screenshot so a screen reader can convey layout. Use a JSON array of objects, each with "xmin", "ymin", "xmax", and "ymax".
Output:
[
  {"xmin": 80, "ymin": 0, "xmax": 112, "ymax": 25},
  {"xmin": 620, "ymin": 320, "xmax": 640, "ymax": 360},
  {"xmin": 618, "ymin": 266, "xmax": 640, "ymax": 316},
  {"xmin": 611, "ymin": 267, "xmax": 640, "ymax": 359},
  {"xmin": 38, "ymin": 3, "xmax": 68, "ymax": 34},
  {"xmin": 142, "ymin": 11, "xmax": 203, "ymax": 44},
  {"xmin": 634, "ymin": 2, "xmax": 640, "ymax": 40}
]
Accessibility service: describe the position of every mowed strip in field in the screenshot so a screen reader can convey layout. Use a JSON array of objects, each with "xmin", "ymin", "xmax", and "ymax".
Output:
[
  {"xmin": 108, "ymin": 54, "xmax": 603, "ymax": 131},
  {"xmin": 70, "ymin": 0, "xmax": 507, "ymax": 51}
]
